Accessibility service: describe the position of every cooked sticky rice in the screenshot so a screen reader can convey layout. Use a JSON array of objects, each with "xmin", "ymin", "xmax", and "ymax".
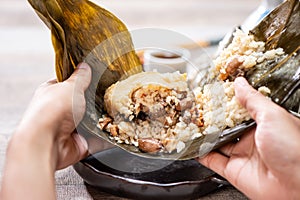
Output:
[
  {"xmin": 213, "ymin": 28, "xmax": 285, "ymax": 81},
  {"xmin": 99, "ymin": 71, "xmax": 203, "ymax": 153},
  {"xmin": 194, "ymin": 81, "xmax": 252, "ymax": 134},
  {"xmin": 98, "ymin": 29, "xmax": 281, "ymax": 154}
]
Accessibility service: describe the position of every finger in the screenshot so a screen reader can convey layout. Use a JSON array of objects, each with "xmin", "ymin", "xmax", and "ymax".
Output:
[
  {"xmin": 66, "ymin": 63, "xmax": 92, "ymax": 92},
  {"xmin": 234, "ymin": 77, "xmax": 276, "ymax": 121},
  {"xmin": 72, "ymin": 133, "xmax": 89, "ymax": 161},
  {"xmin": 56, "ymin": 133, "xmax": 89, "ymax": 170},
  {"xmin": 197, "ymin": 152, "xmax": 229, "ymax": 178}
]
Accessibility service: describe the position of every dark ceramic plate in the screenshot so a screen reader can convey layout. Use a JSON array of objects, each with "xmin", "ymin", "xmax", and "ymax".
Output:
[{"xmin": 73, "ymin": 147, "xmax": 229, "ymax": 200}]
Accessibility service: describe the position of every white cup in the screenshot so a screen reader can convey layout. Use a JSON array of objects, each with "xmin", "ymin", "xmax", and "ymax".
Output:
[{"xmin": 143, "ymin": 48, "xmax": 191, "ymax": 73}]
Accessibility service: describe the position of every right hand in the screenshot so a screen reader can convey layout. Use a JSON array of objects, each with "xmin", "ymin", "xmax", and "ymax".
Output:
[{"xmin": 198, "ymin": 77, "xmax": 300, "ymax": 199}]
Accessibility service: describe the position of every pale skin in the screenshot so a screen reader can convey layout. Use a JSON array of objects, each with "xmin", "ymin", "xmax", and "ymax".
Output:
[
  {"xmin": 0, "ymin": 64, "xmax": 299, "ymax": 199},
  {"xmin": 198, "ymin": 77, "xmax": 300, "ymax": 199},
  {"xmin": 0, "ymin": 63, "xmax": 91, "ymax": 200}
]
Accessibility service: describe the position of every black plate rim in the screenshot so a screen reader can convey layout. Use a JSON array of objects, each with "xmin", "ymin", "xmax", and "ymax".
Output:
[{"xmin": 79, "ymin": 159, "xmax": 220, "ymax": 187}]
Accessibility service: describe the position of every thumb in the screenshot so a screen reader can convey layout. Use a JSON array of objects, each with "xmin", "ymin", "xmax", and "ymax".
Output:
[
  {"xmin": 66, "ymin": 63, "xmax": 92, "ymax": 92},
  {"xmin": 234, "ymin": 77, "xmax": 275, "ymax": 121}
]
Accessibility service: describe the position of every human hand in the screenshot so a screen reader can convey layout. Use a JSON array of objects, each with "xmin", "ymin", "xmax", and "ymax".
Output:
[
  {"xmin": 1, "ymin": 63, "xmax": 92, "ymax": 200},
  {"xmin": 12, "ymin": 62, "xmax": 92, "ymax": 170},
  {"xmin": 198, "ymin": 77, "xmax": 300, "ymax": 199}
]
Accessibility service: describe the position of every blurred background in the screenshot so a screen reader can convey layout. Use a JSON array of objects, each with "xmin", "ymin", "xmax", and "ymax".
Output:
[{"xmin": 0, "ymin": 0, "xmax": 260, "ymax": 176}]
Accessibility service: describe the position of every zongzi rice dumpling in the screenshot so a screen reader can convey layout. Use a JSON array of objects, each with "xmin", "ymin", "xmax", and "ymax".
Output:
[{"xmin": 97, "ymin": 28, "xmax": 287, "ymax": 154}]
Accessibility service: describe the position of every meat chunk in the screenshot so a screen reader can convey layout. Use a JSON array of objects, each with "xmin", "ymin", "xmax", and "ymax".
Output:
[{"xmin": 138, "ymin": 138, "xmax": 163, "ymax": 153}]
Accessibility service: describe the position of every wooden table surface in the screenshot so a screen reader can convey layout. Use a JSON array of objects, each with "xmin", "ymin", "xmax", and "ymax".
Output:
[{"xmin": 0, "ymin": 0, "xmax": 261, "ymax": 199}]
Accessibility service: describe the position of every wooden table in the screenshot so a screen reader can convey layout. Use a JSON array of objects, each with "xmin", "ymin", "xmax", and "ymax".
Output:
[{"xmin": 0, "ymin": 0, "xmax": 260, "ymax": 199}]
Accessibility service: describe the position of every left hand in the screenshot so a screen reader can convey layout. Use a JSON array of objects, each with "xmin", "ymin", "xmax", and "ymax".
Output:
[
  {"xmin": 12, "ymin": 62, "xmax": 92, "ymax": 170},
  {"xmin": 1, "ymin": 63, "xmax": 92, "ymax": 200}
]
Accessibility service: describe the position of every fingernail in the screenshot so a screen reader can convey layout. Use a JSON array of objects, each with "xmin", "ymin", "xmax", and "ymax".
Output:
[
  {"xmin": 77, "ymin": 62, "xmax": 89, "ymax": 69},
  {"xmin": 234, "ymin": 77, "xmax": 248, "ymax": 87}
]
